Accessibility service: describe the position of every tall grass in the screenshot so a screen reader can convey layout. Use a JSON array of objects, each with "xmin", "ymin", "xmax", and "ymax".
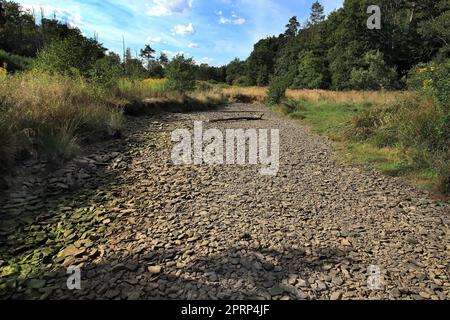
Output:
[
  {"xmin": 0, "ymin": 71, "xmax": 123, "ymax": 169},
  {"xmin": 349, "ymin": 94, "xmax": 449, "ymax": 193},
  {"xmin": 219, "ymin": 86, "xmax": 405, "ymax": 106}
]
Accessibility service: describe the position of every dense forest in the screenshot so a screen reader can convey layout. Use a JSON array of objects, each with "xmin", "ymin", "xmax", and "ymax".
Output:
[{"xmin": 226, "ymin": 0, "xmax": 450, "ymax": 90}]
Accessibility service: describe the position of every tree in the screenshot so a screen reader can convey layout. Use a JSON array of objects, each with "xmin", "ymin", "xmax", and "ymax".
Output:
[
  {"xmin": 285, "ymin": 16, "xmax": 300, "ymax": 37},
  {"xmin": 140, "ymin": 44, "xmax": 156, "ymax": 71},
  {"xmin": 349, "ymin": 50, "xmax": 398, "ymax": 90},
  {"xmin": 158, "ymin": 52, "xmax": 169, "ymax": 68},
  {"xmin": 166, "ymin": 54, "xmax": 196, "ymax": 94},
  {"xmin": 246, "ymin": 37, "xmax": 278, "ymax": 86},
  {"xmin": 308, "ymin": 1, "xmax": 325, "ymax": 27},
  {"xmin": 34, "ymin": 35, "xmax": 106, "ymax": 75},
  {"xmin": 292, "ymin": 50, "xmax": 327, "ymax": 89},
  {"xmin": 90, "ymin": 52, "xmax": 123, "ymax": 86},
  {"xmin": 226, "ymin": 58, "xmax": 247, "ymax": 85},
  {"xmin": 0, "ymin": 3, "xmax": 6, "ymax": 27}
]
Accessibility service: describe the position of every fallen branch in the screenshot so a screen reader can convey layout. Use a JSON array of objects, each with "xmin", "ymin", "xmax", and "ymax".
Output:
[{"xmin": 208, "ymin": 114, "xmax": 264, "ymax": 123}]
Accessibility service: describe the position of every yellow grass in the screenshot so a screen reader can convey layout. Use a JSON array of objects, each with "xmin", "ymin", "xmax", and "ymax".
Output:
[
  {"xmin": 219, "ymin": 86, "xmax": 409, "ymax": 105},
  {"xmin": 286, "ymin": 89, "xmax": 409, "ymax": 105},
  {"xmin": 222, "ymin": 86, "xmax": 267, "ymax": 103}
]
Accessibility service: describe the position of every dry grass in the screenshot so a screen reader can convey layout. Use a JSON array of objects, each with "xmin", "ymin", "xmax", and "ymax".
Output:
[
  {"xmin": 222, "ymin": 86, "xmax": 267, "ymax": 103},
  {"xmin": 219, "ymin": 86, "xmax": 408, "ymax": 106},
  {"xmin": 286, "ymin": 89, "xmax": 409, "ymax": 105},
  {"xmin": 0, "ymin": 71, "xmax": 123, "ymax": 166}
]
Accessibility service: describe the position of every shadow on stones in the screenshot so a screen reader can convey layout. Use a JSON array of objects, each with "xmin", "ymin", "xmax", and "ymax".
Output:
[{"xmin": 6, "ymin": 243, "xmax": 353, "ymax": 300}]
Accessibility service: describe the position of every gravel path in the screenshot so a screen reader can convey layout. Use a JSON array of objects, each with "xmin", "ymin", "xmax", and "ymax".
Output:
[{"xmin": 0, "ymin": 103, "xmax": 449, "ymax": 300}]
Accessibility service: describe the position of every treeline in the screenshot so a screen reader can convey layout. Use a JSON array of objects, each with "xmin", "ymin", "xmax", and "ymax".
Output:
[
  {"xmin": 225, "ymin": 0, "xmax": 450, "ymax": 90},
  {"xmin": 0, "ymin": 0, "xmax": 226, "ymax": 82}
]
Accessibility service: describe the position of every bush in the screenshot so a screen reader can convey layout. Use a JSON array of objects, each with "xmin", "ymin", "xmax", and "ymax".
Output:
[
  {"xmin": 34, "ymin": 36, "xmax": 105, "ymax": 76},
  {"xmin": 348, "ymin": 93, "xmax": 449, "ymax": 193},
  {"xmin": 267, "ymin": 77, "xmax": 288, "ymax": 105},
  {"xmin": 407, "ymin": 59, "xmax": 450, "ymax": 111},
  {"xmin": 166, "ymin": 54, "xmax": 196, "ymax": 94},
  {"xmin": 90, "ymin": 53, "xmax": 123, "ymax": 87},
  {"xmin": 0, "ymin": 50, "xmax": 34, "ymax": 72},
  {"xmin": 349, "ymin": 50, "xmax": 398, "ymax": 90}
]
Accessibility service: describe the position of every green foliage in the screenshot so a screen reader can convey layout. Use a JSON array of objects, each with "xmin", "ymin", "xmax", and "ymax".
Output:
[
  {"xmin": 227, "ymin": 0, "xmax": 450, "ymax": 91},
  {"xmin": 408, "ymin": 59, "xmax": 450, "ymax": 111},
  {"xmin": 267, "ymin": 77, "xmax": 288, "ymax": 105},
  {"xmin": 34, "ymin": 36, "xmax": 106, "ymax": 76},
  {"xmin": 226, "ymin": 58, "xmax": 247, "ymax": 85},
  {"xmin": 246, "ymin": 37, "xmax": 279, "ymax": 86},
  {"xmin": 90, "ymin": 53, "xmax": 123, "ymax": 87},
  {"xmin": 165, "ymin": 54, "xmax": 196, "ymax": 94},
  {"xmin": 307, "ymin": 1, "xmax": 325, "ymax": 27},
  {"xmin": 140, "ymin": 44, "xmax": 156, "ymax": 71},
  {"xmin": 292, "ymin": 50, "xmax": 327, "ymax": 89},
  {"xmin": 349, "ymin": 51, "xmax": 398, "ymax": 90},
  {"xmin": 0, "ymin": 49, "xmax": 33, "ymax": 72},
  {"xmin": 285, "ymin": 16, "xmax": 300, "ymax": 37},
  {"xmin": 348, "ymin": 95, "xmax": 449, "ymax": 193}
]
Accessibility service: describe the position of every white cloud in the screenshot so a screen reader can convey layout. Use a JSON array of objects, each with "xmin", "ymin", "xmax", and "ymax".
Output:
[
  {"xmin": 172, "ymin": 22, "xmax": 195, "ymax": 35},
  {"xmin": 147, "ymin": 0, "xmax": 192, "ymax": 16},
  {"xmin": 21, "ymin": 4, "xmax": 82, "ymax": 29},
  {"xmin": 146, "ymin": 36, "xmax": 163, "ymax": 44},
  {"xmin": 218, "ymin": 11, "xmax": 246, "ymax": 25},
  {"xmin": 188, "ymin": 42, "xmax": 199, "ymax": 48}
]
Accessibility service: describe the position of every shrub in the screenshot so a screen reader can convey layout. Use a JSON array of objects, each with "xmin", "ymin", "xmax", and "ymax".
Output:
[
  {"xmin": 166, "ymin": 54, "xmax": 196, "ymax": 94},
  {"xmin": 90, "ymin": 53, "xmax": 123, "ymax": 87},
  {"xmin": 348, "ymin": 93, "xmax": 449, "ymax": 193},
  {"xmin": 0, "ymin": 50, "xmax": 34, "ymax": 72},
  {"xmin": 349, "ymin": 50, "xmax": 398, "ymax": 90},
  {"xmin": 34, "ymin": 36, "xmax": 105, "ymax": 76},
  {"xmin": 267, "ymin": 77, "xmax": 289, "ymax": 105},
  {"xmin": 407, "ymin": 59, "xmax": 450, "ymax": 111}
]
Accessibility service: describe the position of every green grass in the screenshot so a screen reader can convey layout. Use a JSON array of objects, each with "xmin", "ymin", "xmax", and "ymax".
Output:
[{"xmin": 278, "ymin": 97, "xmax": 448, "ymax": 197}]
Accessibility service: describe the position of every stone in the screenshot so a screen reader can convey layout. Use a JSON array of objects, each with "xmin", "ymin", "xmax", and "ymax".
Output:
[
  {"xmin": 148, "ymin": 266, "xmax": 162, "ymax": 274},
  {"xmin": 330, "ymin": 292, "xmax": 341, "ymax": 300}
]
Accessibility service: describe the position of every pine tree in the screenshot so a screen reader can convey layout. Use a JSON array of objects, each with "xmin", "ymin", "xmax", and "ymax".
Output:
[
  {"xmin": 285, "ymin": 16, "xmax": 300, "ymax": 37},
  {"xmin": 140, "ymin": 44, "xmax": 156, "ymax": 71},
  {"xmin": 308, "ymin": 1, "xmax": 325, "ymax": 27}
]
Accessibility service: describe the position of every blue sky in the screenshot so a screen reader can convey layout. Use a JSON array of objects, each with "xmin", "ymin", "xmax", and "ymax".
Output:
[{"xmin": 17, "ymin": 0, "xmax": 344, "ymax": 66}]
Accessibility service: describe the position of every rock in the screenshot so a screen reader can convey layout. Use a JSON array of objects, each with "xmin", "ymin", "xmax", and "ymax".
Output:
[
  {"xmin": 419, "ymin": 291, "xmax": 431, "ymax": 299},
  {"xmin": 59, "ymin": 245, "xmax": 85, "ymax": 258},
  {"xmin": 148, "ymin": 266, "xmax": 162, "ymax": 274},
  {"xmin": 27, "ymin": 279, "xmax": 46, "ymax": 289},
  {"xmin": 105, "ymin": 289, "xmax": 120, "ymax": 299},
  {"xmin": 297, "ymin": 278, "xmax": 308, "ymax": 287},
  {"xmin": 330, "ymin": 292, "xmax": 341, "ymax": 300},
  {"xmin": 341, "ymin": 238, "xmax": 351, "ymax": 246},
  {"xmin": 390, "ymin": 288, "xmax": 401, "ymax": 298},
  {"xmin": 268, "ymin": 285, "xmax": 284, "ymax": 297}
]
